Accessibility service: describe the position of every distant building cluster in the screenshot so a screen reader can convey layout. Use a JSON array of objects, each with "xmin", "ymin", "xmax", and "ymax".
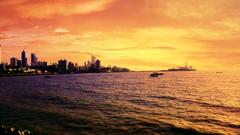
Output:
[
  {"xmin": 57, "ymin": 59, "xmax": 79, "ymax": 73},
  {"xmin": 83, "ymin": 56, "xmax": 101, "ymax": 72},
  {"xmin": 9, "ymin": 50, "xmax": 47, "ymax": 68},
  {"xmin": 0, "ymin": 46, "xmax": 129, "ymax": 75}
]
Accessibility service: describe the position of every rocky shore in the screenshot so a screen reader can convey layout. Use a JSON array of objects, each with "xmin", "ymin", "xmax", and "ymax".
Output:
[{"xmin": 0, "ymin": 124, "xmax": 32, "ymax": 135}]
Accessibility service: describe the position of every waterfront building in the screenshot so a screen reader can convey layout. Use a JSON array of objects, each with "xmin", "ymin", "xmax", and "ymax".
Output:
[
  {"xmin": 37, "ymin": 61, "xmax": 48, "ymax": 67},
  {"xmin": 96, "ymin": 59, "xmax": 101, "ymax": 72},
  {"xmin": 0, "ymin": 45, "xmax": 2, "ymax": 64},
  {"xmin": 0, "ymin": 63, "xmax": 6, "ymax": 72},
  {"xmin": 31, "ymin": 53, "xmax": 38, "ymax": 66},
  {"xmin": 21, "ymin": 50, "xmax": 27, "ymax": 67},
  {"xmin": 87, "ymin": 61, "xmax": 91, "ymax": 68},
  {"xmin": 17, "ymin": 60, "xmax": 22, "ymax": 67},
  {"xmin": 68, "ymin": 62, "xmax": 75, "ymax": 72},
  {"xmin": 10, "ymin": 57, "xmax": 18, "ymax": 67},
  {"xmin": 91, "ymin": 56, "xmax": 96, "ymax": 64},
  {"xmin": 58, "ymin": 59, "xmax": 68, "ymax": 73}
]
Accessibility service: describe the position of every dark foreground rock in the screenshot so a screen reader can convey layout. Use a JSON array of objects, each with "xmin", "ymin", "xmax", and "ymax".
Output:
[{"xmin": 0, "ymin": 124, "xmax": 32, "ymax": 135}]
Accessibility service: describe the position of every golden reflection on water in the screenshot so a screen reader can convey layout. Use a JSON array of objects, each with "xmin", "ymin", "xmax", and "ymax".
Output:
[{"xmin": 0, "ymin": 71, "xmax": 239, "ymax": 134}]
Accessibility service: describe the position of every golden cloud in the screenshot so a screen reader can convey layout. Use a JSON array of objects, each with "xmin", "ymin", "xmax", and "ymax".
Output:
[{"xmin": 14, "ymin": 0, "xmax": 117, "ymax": 18}]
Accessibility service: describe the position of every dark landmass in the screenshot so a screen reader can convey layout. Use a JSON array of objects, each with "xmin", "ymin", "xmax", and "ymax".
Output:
[
  {"xmin": 0, "ymin": 124, "xmax": 32, "ymax": 135},
  {"xmin": 0, "ymin": 73, "xmax": 54, "ymax": 77},
  {"xmin": 0, "ymin": 53, "xmax": 130, "ymax": 77},
  {"xmin": 0, "ymin": 64, "xmax": 130, "ymax": 77}
]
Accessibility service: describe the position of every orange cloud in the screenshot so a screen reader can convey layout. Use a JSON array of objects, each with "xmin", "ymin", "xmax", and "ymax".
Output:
[
  {"xmin": 0, "ymin": 33, "xmax": 16, "ymax": 40},
  {"xmin": 54, "ymin": 28, "xmax": 70, "ymax": 34},
  {"xmin": 0, "ymin": 0, "xmax": 28, "ymax": 5},
  {"xmin": 13, "ymin": 0, "xmax": 117, "ymax": 18}
]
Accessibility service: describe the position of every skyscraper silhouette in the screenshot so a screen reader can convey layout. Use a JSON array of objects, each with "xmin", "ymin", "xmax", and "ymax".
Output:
[
  {"xmin": 58, "ymin": 59, "xmax": 68, "ymax": 73},
  {"xmin": 10, "ymin": 57, "xmax": 18, "ymax": 67},
  {"xmin": 31, "ymin": 53, "xmax": 38, "ymax": 66},
  {"xmin": 91, "ymin": 56, "xmax": 96, "ymax": 64},
  {"xmin": 96, "ymin": 59, "xmax": 101, "ymax": 72},
  {"xmin": 21, "ymin": 50, "xmax": 27, "ymax": 67},
  {"xmin": 0, "ymin": 45, "xmax": 2, "ymax": 64}
]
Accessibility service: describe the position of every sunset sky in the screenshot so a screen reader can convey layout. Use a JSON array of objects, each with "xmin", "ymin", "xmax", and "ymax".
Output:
[{"xmin": 0, "ymin": 0, "xmax": 240, "ymax": 71}]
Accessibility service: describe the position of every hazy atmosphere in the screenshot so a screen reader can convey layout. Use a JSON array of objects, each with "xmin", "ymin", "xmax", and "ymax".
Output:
[{"xmin": 1, "ymin": 1, "xmax": 240, "ymax": 135}]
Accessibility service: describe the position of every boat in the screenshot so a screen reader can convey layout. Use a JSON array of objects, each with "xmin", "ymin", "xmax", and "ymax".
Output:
[
  {"xmin": 216, "ymin": 72, "xmax": 223, "ymax": 74},
  {"xmin": 167, "ymin": 62, "xmax": 196, "ymax": 71},
  {"xmin": 44, "ymin": 75, "xmax": 52, "ymax": 78},
  {"xmin": 150, "ymin": 72, "xmax": 164, "ymax": 77}
]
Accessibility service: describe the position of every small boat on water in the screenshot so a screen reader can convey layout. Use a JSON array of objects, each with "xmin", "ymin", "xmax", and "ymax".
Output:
[
  {"xmin": 150, "ymin": 72, "xmax": 164, "ymax": 77},
  {"xmin": 44, "ymin": 75, "xmax": 52, "ymax": 79},
  {"xmin": 216, "ymin": 72, "xmax": 223, "ymax": 74}
]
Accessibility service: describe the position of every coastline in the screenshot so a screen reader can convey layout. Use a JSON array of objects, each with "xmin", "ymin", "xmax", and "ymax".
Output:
[
  {"xmin": 0, "ymin": 71, "xmax": 132, "ymax": 78},
  {"xmin": 0, "ymin": 70, "xmax": 200, "ymax": 78},
  {"xmin": 0, "ymin": 123, "xmax": 32, "ymax": 135},
  {"xmin": 0, "ymin": 73, "xmax": 54, "ymax": 78}
]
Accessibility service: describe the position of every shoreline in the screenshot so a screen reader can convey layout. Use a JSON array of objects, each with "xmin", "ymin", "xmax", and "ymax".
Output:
[
  {"xmin": 0, "ymin": 71, "xmax": 132, "ymax": 78},
  {"xmin": 0, "ymin": 123, "xmax": 32, "ymax": 135},
  {"xmin": 0, "ymin": 73, "xmax": 54, "ymax": 78},
  {"xmin": 0, "ymin": 71, "xmax": 201, "ymax": 78}
]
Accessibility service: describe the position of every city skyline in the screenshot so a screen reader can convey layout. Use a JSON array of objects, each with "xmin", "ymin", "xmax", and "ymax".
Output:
[
  {"xmin": 0, "ymin": 47, "xmax": 131, "ymax": 75},
  {"xmin": 0, "ymin": 0, "xmax": 240, "ymax": 71},
  {"xmin": 1, "ymin": 48, "xmax": 105, "ymax": 69}
]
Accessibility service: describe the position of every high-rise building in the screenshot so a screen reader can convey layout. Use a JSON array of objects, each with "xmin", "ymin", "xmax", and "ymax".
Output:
[
  {"xmin": 10, "ymin": 57, "xmax": 18, "ymax": 67},
  {"xmin": 58, "ymin": 59, "xmax": 68, "ymax": 73},
  {"xmin": 17, "ymin": 60, "xmax": 22, "ymax": 67},
  {"xmin": 91, "ymin": 56, "xmax": 96, "ymax": 64},
  {"xmin": 0, "ymin": 45, "xmax": 2, "ymax": 64},
  {"xmin": 31, "ymin": 53, "xmax": 38, "ymax": 66},
  {"xmin": 68, "ymin": 62, "xmax": 75, "ymax": 72},
  {"xmin": 0, "ymin": 63, "xmax": 6, "ymax": 72},
  {"xmin": 95, "ymin": 59, "xmax": 101, "ymax": 72},
  {"xmin": 87, "ymin": 60, "xmax": 91, "ymax": 67},
  {"xmin": 21, "ymin": 50, "xmax": 27, "ymax": 67},
  {"xmin": 37, "ymin": 61, "xmax": 48, "ymax": 67}
]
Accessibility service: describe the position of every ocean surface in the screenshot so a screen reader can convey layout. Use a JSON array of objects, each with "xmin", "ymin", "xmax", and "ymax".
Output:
[{"xmin": 0, "ymin": 72, "xmax": 239, "ymax": 135}]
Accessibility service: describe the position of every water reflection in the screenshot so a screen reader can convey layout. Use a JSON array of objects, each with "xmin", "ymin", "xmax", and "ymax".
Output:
[{"xmin": 0, "ymin": 72, "xmax": 239, "ymax": 134}]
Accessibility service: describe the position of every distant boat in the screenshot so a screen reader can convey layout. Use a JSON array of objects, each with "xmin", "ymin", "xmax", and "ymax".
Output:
[
  {"xmin": 150, "ymin": 72, "xmax": 164, "ymax": 77},
  {"xmin": 167, "ymin": 62, "xmax": 196, "ymax": 72},
  {"xmin": 44, "ymin": 75, "xmax": 52, "ymax": 79},
  {"xmin": 216, "ymin": 72, "xmax": 223, "ymax": 74}
]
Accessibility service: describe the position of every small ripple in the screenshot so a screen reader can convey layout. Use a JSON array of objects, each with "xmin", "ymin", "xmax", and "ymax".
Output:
[
  {"xmin": 193, "ymin": 118, "xmax": 240, "ymax": 129},
  {"xmin": 117, "ymin": 117, "xmax": 221, "ymax": 135},
  {"xmin": 163, "ymin": 126, "xmax": 222, "ymax": 135},
  {"xmin": 48, "ymin": 96, "xmax": 75, "ymax": 105},
  {"xmin": 149, "ymin": 95, "xmax": 178, "ymax": 100},
  {"xmin": 149, "ymin": 95, "xmax": 240, "ymax": 113},
  {"xmin": 128, "ymin": 99, "xmax": 166, "ymax": 108}
]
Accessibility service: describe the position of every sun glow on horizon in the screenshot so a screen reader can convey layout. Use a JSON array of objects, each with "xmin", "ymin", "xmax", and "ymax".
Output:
[{"xmin": 0, "ymin": 0, "xmax": 240, "ymax": 71}]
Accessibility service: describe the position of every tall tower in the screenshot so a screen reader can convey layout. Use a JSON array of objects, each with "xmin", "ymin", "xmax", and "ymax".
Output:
[
  {"xmin": 31, "ymin": 53, "xmax": 38, "ymax": 66},
  {"xmin": 10, "ymin": 57, "xmax": 18, "ymax": 67},
  {"xmin": 95, "ymin": 59, "xmax": 101, "ymax": 72},
  {"xmin": 58, "ymin": 59, "xmax": 68, "ymax": 73},
  {"xmin": 21, "ymin": 50, "xmax": 27, "ymax": 67},
  {"xmin": 0, "ymin": 45, "xmax": 2, "ymax": 64},
  {"xmin": 91, "ymin": 55, "xmax": 96, "ymax": 64}
]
